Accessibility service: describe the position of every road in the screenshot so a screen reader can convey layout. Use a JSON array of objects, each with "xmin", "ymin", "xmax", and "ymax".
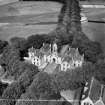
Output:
[{"xmin": 0, "ymin": 1, "xmax": 105, "ymax": 52}]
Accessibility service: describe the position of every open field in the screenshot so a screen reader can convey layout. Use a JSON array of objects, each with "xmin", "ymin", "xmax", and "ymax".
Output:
[
  {"xmin": 0, "ymin": 1, "xmax": 61, "ymax": 41},
  {"xmin": 0, "ymin": 1, "xmax": 105, "ymax": 51},
  {"xmin": 0, "ymin": 0, "xmax": 18, "ymax": 6}
]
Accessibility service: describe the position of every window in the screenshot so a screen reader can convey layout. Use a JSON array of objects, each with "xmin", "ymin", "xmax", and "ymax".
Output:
[
  {"xmin": 37, "ymin": 62, "xmax": 39, "ymax": 66},
  {"xmin": 84, "ymin": 102, "xmax": 92, "ymax": 105},
  {"xmin": 53, "ymin": 58, "xmax": 56, "ymax": 62},
  {"xmin": 67, "ymin": 64, "xmax": 70, "ymax": 68},
  {"xmin": 34, "ymin": 62, "xmax": 35, "ymax": 65},
  {"xmin": 63, "ymin": 63, "xmax": 67, "ymax": 71}
]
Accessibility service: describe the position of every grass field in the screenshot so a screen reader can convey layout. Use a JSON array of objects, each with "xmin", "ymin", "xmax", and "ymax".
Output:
[
  {"xmin": 0, "ymin": 1, "xmax": 61, "ymax": 41},
  {"xmin": 0, "ymin": 1, "xmax": 105, "ymax": 52}
]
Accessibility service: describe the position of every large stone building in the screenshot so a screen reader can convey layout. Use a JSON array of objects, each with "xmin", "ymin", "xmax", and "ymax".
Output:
[{"xmin": 24, "ymin": 43, "xmax": 84, "ymax": 71}]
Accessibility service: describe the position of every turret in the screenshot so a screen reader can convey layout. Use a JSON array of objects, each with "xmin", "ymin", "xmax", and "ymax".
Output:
[
  {"xmin": 28, "ymin": 46, "xmax": 35, "ymax": 58},
  {"xmin": 52, "ymin": 43, "xmax": 57, "ymax": 53}
]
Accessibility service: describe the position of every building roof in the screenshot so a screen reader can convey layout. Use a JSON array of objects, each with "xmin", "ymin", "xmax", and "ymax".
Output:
[
  {"xmin": 89, "ymin": 78, "xmax": 102, "ymax": 103},
  {"xmin": 95, "ymin": 100, "xmax": 104, "ymax": 105},
  {"xmin": 68, "ymin": 48, "xmax": 76, "ymax": 55},
  {"xmin": 40, "ymin": 43, "xmax": 51, "ymax": 56},
  {"xmin": 60, "ymin": 45, "xmax": 69, "ymax": 56},
  {"xmin": 29, "ymin": 48, "xmax": 43, "ymax": 59},
  {"xmin": 61, "ymin": 90, "xmax": 76, "ymax": 103},
  {"xmin": 44, "ymin": 62, "xmax": 57, "ymax": 74},
  {"xmin": 65, "ymin": 47, "xmax": 81, "ymax": 58},
  {"xmin": 54, "ymin": 64, "xmax": 61, "ymax": 73},
  {"xmin": 0, "ymin": 65, "xmax": 5, "ymax": 77},
  {"xmin": 102, "ymin": 85, "xmax": 105, "ymax": 104},
  {"xmin": 28, "ymin": 46, "xmax": 35, "ymax": 52},
  {"xmin": 82, "ymin": 77, "xmax": 105, "ymax": 104},
  {"xmin": 60, "ymin": 88, "xmax": 82, "ymax": 104},
  {"xmin": 63, "ymin": 56, "xmax": 73, "ymax": 63},
  {"xmin": 63, "ymin": 47, "xmax": 83, "ymax": 62},
  {"xmin": 81, "ymin": 97, "xmax": 94, "ymax": 105},
  {"xmin": 40, "ymin": 43, "xmax": 51, "ymax": 52}
]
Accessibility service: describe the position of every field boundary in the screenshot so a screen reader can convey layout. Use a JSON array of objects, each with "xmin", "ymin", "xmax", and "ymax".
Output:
[
  {"xmin": 0, "ymin": 0, "xmax": 18, "ymax": 6},
  {"xmin": 82, "ymin": 5, "xmax": 105, "ymax": 8}
]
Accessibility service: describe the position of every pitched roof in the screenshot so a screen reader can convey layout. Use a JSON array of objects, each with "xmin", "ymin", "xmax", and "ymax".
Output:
[
  {"xmin": 81, "ymin": 97, "xmax": 94, "ymax": 105},
  {"xmin": 28, "ymin": 47, "xmax": 35, "ymax": 52},
  {"xmin": 44, "ymin": 63, "xmax": 57, "ymax": 74},
  {"xmin": 40, "ymin": 43, "xmax": 51, "ymax": 53},
  {"xmin": 63, "ymin": 56, "xmax": 73, "ymax": 63},
  {"xmin": 82, "ymin": 77, "xmax": 105, "ymax": 104},
  {"xmin": 95, "ymin": 100, "xmax": 104, "ymax": 105},
  {"xmin": 66, "ymin": 48, "xmax": 76, "ymax": 57},
  {"xmin": 89, "ymin": 78, "xmax": 102, "ymax": 103},
  {"xmin": 73, "ymin": 54, "xmax": 83, "ymax": 61},
  {"xmin": 102, "ymin": 86, "xmax": 105, "ymax": 104},
  {"xmin": 54, "ymin": 64, "xmax": 61, "ymax": 73},
  {"xmin": 33, "ymin": 49, "xmax": 44, "ymax": 58},
  {"xmin": 61, "ymin": 88, "xmax": 82, "ymax": 103},
  {"xmin": 60, "ymin": 90, "xmax": 76, "ymax": 103},
  {"xmin": 74, "ymin": 87, "xmax": 83, "ymax": 101},
  {"xmin": 60, "ymin": 45, "xmax": 69, "ymax": 56}
]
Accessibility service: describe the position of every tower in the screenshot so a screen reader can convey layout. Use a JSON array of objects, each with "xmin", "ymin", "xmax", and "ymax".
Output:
[
  {"xmin": 52, "ymin": 43, "xmax": 58, "ymax": 54},
  {"xmin": 28, "ymin": 46, "xmax": 35, "ymax": 59}
]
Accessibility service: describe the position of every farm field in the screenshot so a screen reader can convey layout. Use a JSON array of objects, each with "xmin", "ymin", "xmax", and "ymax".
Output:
[{"xmin": 0, "ymin": 1, "xmax": 105, "ymax": 52}]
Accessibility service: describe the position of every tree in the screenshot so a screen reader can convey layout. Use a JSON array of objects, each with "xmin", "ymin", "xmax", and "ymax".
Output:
[
  {"xmin": 53, "ymin": 70, "xmax": 83, "ymax": 91},
  {"xmin": 22, "ymin": 0, "xmax": 65, "ymax": 3},
  {"xmin": 0, "ymin": 46, "xmax": 20, "ymax": 65},
  {"xmin": 10, "ymin": 37, "xmax": 26, "ymax": 50},
  {"xmin": 26, "ymin": 35, "xmax": 45, "ymax": 49},
  {"xmin": 72, "ymin": 32, "xmax": 103, "ymax": 63},
  {"xmin": 1, "ymin": 64, "xmax": 39, "ymax": 105},
  {"xmin": 51, "ymin": 62, "xmax": 95, "ymax": 91},
  {"xmin": 42, "ymin": 34, "xmax": 55, "ymax": 44},
  {"xmin": 0, "ymin": 40, "xmax": 8, "ymax": 54},
  {"xmin": 0, "ymin": 82, "xmax": 8, "ymax": 96},
  {"xmin": 17, "ymin": 63, "xmax": 39, "ymax": 88},
  {"xmin": 70, "ymin": 0, "xmax": 81, "ymax": 32},
  {"xmin": 94, "ymin": 60, "xmax": 105, "ymax": 84},
  {"xmin": 1, "ymin": 82, "xmax": 25, "ymax": 105},
  {"xmin": 57, "ymin": 0, "xmax": 72, "ymax": 33},
  {"xmin": 45, "ymin": 0, "xmax": 75, "ymax": 51},
  {"xmin": 0, "ymin": 45, "xmax": 21, "ymax": 73},
  {"xmin": 7, "ymin": 61, "xmax": 31, "ymax": 80},
  {"xmin": 16, "ymin": 72, "xmax": 61, "ymax": 105},
  {"xmin": 10, "ymin": 37, "xmax": 28, "ymax": 59},
  {"xmin": 15, "ymin": 91, "xmax": 38, "ymax": 105},
  {"xmin": 64, "ymin": 0, "xmax": 103, "ymax": 63},
  {"xmin": 0, "ymin": 45, "xmax": 24, "ymax": 82},
  {"xmin": 16, "ymin": 92, "xmax": 62, "ymax": 105},
  {"xmin": 0, "ymin": 58, "xmax": 36, "ymax": 81},
  {"xmin": 47, "ymin": 101, "xmax": 63, "ymax": 105},
  {"xmin": 21, "ymin": 72, "xmax": 59, "ymax": 102}
]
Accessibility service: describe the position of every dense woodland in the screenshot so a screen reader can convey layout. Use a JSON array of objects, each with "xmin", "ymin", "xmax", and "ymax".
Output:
[{"xmin": 0, "ymin": 0, "xmax": 105, "ymax": 105}]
